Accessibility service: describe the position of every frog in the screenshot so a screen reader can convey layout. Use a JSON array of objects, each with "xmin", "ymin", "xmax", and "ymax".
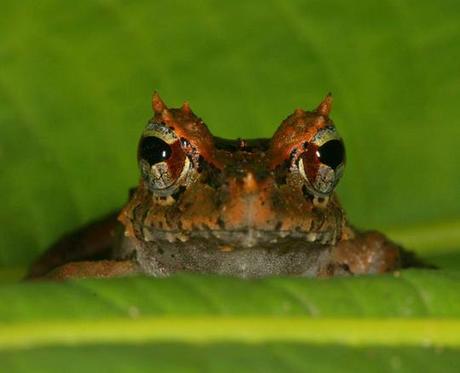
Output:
[{"xmin": 26, "ymin": 93, "xmax": 413, "ymax": 280}]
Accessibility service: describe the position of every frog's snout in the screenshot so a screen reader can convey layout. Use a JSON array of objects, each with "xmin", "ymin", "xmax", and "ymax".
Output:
[{"xmin": 221, "ymin": 172, "xmax": 275, "ymax": 231}]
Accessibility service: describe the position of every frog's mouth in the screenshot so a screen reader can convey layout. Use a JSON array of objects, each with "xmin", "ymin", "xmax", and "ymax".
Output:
[
  {"xmin": 119, "ymin": 222, "xmax": 343, "ymax": 278},
  {"xmin": 141, "ymin": 226, "xmax": 339, "ymax": 249}
]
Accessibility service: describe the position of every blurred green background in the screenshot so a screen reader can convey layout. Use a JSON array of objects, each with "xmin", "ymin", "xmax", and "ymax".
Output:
[{"xmin": 1, "ymin": 1, "xmax": 460, "ymax": 268}]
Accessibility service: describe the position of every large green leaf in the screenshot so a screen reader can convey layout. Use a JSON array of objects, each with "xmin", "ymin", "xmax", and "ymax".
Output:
[
  {"xmin": 1, "ymin": 0, "xmax": 460, "ymax": 371},
  {"xmin": 1, "ymin": 272, "xmax": 460, "ymax": 371}
]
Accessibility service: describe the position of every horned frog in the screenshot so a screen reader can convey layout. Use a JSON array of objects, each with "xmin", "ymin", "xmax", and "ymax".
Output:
[{"xmin": 28, "ymin": 93, "xmax": 411, "ymax": 280}]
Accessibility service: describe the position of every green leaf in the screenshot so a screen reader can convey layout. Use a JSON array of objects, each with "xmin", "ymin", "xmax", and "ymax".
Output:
[
  {"xmin": 1, "ymin": 0, "xmax": 460, "ymax": 371},
  {"xmin": 1, "ymin": 272, "xmax": 460, "ymax": 371}
]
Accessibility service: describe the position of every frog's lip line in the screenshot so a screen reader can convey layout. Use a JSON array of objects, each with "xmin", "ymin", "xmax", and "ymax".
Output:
[{"xmin": 141, "ymin": 227, "xmax": 337, "ymax": 245}]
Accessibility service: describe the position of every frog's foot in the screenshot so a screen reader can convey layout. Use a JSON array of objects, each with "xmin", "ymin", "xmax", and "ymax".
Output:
[
  {"xmin": 327, "ymin": 231, "xmax": 402, "ymax": 276},
  {"xmin": 31, "ymin": 260, "xmax": 141, "ymax": 281}
]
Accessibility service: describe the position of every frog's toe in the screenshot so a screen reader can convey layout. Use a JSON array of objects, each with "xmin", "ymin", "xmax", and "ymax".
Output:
[
  {"xmin": 30, "ymin": 260, "xmax": 140, "ymax": 281},
  {"xmin": 331, "ymin": 231, "xmax": 402, "ymax": 275}
]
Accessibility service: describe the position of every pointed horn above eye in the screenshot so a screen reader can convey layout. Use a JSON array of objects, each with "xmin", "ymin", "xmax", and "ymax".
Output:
[
  {"xmin": 294, "ymin": 108, "xmax": 305, "ymax": 116},
  {"xmin": 152, "ymin": 91, "xmax": 167, "ymax": 114},
  {"xmin": 181, "ymin": 101, "xmax": 191, "ymax": 114},
  {"xmin": 315, "ymin": 93, "xmax": 333, "ymax": 116},
  {"xmin": 161, "ymin": 108, "xmax": 174, "ymax": 124}
]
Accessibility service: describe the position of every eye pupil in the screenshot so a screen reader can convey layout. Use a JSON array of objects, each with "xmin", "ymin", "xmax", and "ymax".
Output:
[
  {"xmin": 317, "ymin": 140, "xmax": 345, "ymax": 169},
  {"xmin": 139, "ymin": 136, "xmax": 172, "ymax": 165}
]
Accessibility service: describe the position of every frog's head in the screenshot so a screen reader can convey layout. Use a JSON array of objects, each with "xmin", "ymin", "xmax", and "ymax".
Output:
[{"xmin": 120, "ymin": 93, "xmax": 346, "ymax": 251}]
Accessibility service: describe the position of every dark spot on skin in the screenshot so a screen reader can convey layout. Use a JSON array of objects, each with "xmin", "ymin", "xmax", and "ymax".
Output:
[
  {"xmin": 275, "ymin": 221, "xmax": 283, "ymax": 230},
  {"xmin": 316, "ymin": 197, "xmax": 326, "ymax": 204},
  {"xmin": 275, "ymin": 173, "xmax": 287, "ymax": 186},
  {"xmin": 171, "ymin": 254, "xmax": 175, "ymax": 258},
  {"xmin": 197, "ymin": 156, "xmax": 203, "ymax": 173},
  {"xmin": 254, "ymin": 166, "xmax": 270, "ymax": 181},
  {"xmin": 171, "ymin": 185, "xmax": 187, "ymax": 201},
  {"xmin": 274, "ymin": 161, "xmax": 290, "ymax": 185},
  {"xmin": 302, "ymin": 185, "xmax": 313, "ymax": 200},
  {"xmin": 199, "ymin": 156, "xmax": 223, "ymax": 189},
  {"xmin": 213, "ymin": 182, "xmax": 229, "ymax": 208},
  {"xmin": 128, "ymin": 187, "xmax": 137, "ymax": 199},
  {"xmin": 217, "ymin": 217, "xmax": 225, "ymax": 229},
  {"xmin": 140, "ymin": 206, "xmax": 151, "ymax": 227},
  {"xmin": 271, "ymin": 191, "xmax": 284, "ymax": 210},
  {"xmin": 325, "ymin": 264, "xmax": 335, "ymax": 276},
  {"xmin": 310, "ymin": 208, "xmax": 326, "ymax": 231},
  {"xmin": 132, "ymin": 204, "xmax": 143, "ymax": 221}
]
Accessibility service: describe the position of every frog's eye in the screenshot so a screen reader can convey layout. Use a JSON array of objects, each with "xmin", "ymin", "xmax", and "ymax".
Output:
[
  {"xmin": 139, "ymin": 137, "xmax": 172, "ymax": 165},
  {"xmin": 138, "ymin": 123, "xmax": 192, "ymax": 196},
  {"xmin": 297, "ymin": 127, "xmax": 345, "ymax": 197}
]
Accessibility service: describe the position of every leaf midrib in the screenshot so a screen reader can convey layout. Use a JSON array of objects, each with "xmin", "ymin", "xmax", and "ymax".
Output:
[{"xmin": 1, "ymin": 317, "xmax": 460, "ymax": 350}]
